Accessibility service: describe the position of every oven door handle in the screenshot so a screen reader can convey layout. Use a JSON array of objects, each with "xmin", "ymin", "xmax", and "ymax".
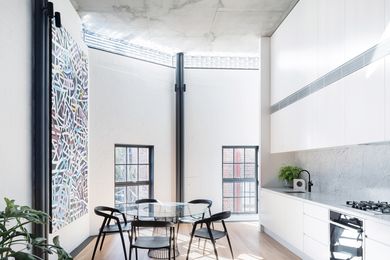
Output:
[{"xmin": 330, "ymin": 220, "xmax": 363, "ymax": 233}]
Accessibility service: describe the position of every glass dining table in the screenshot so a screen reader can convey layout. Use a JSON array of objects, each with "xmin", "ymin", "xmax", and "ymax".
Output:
[{"xmin": 124, "ymin": 201, "xmax": 209, "ymax": 258}]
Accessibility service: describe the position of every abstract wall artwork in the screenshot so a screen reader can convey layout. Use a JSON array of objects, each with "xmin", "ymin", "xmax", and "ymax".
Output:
[{"xmin": 51, "ymin": 24, "xmax": 89, "ymax": 232}]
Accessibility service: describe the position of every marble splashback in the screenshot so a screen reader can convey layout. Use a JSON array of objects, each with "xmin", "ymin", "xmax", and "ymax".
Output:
[{"xmin": 294, "ymin": 143, "xmax": 390, "ymax": 201}]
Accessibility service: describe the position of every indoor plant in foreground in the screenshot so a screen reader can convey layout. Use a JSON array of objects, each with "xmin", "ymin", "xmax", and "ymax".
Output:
[
  {"xmin": 278, "ymin": 165, "xmax": 303, "ymax": 188},
  {"xmin": 0, "ymin": 198, "xmax": 72, "ymax": 260}
]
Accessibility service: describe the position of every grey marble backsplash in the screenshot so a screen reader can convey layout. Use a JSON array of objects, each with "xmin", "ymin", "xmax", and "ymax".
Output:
[{"xmin": 294, "ymin": 143, "xmax": 390, "ymax": 201}]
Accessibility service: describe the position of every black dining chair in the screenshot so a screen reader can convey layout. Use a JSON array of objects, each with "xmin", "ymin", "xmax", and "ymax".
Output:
[
  {"xmin": 176, "ymin": 199, "xmax": 213, "ymax": 236},
  {"xmin": 129, "ymin": 220, "xmax": 176, "ymax": 260},
  {"xmin": 186, "ymin": 211, "xmax": 233, "ymax": 260},
  {"xmin": 92, "ymin": 206, "xmax": 131, "ymax": 260},
  {"xmin": 135, "ymin": 198, "xmax": 159, "ymax": 204}
]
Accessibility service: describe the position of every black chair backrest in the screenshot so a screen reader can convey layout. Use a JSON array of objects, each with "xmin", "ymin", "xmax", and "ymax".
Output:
[
  {"xmin": 135, "ymin": 198, "xmax": 159, "ymax": 204},
  {"xmin": 195, "ymin": 211, "xmax": 231, "ymax": 224},
  {"xmin": 131, "ymin": 220, "xmax": 174, "ymax": 228},
  {"xmin": 94, "ymin": 206, "xmax": 127, "ymax": 224},
  {"xmin": 188, "ymin": 199, "xmax": 212, "ymax": 208}
]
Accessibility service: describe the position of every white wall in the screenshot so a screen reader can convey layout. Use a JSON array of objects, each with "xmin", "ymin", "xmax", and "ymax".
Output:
[
  {"xmin": 89, "ymin": 49, "xmax": 175, "ymax": 234},
  {"xmin": 184, "ymin": 68, "xmax": 260, "ymax": 212},
  {"xmin": 49, "ymin": 0, "xmax": 90, "ymax": 254},
  {"xmin": 0, "ymin": 1, "xmax": 31, "ymax": 208}
]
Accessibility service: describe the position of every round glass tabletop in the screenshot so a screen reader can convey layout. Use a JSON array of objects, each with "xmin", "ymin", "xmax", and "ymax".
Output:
[{"xmin": 124, "ymin": 202, "xmax": 209, "ymax": 218}]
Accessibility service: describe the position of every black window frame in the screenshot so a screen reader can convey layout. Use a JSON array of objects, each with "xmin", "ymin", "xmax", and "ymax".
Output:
[
  {"xmin": 114, "ymin": 144, "xmax": 154, "ymax": 209},
  {"xmin": 222, "ymin": 145, "xmax": 259, "ymax": 214}
]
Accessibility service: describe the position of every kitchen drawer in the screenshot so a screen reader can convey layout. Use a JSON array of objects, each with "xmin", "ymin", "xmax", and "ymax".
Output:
[
  {"xmin": 304, "ymin": 214, "xmax": 329, "ymax": 245},
  {"xmin": 304, "ymin": 202, "xmax": 329, "ymax": 221},
  {"xmin": 304, "ymin": 234, "xmax": 329, "ymax": 260},
  {"xmin": 365, "ymin": 220, "xmax": 390, "ymax": 246}
]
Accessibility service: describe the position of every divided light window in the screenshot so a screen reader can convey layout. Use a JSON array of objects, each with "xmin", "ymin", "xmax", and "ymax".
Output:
[
  {"xmin": 222, "ymin": 146, "xmax": 259, "ymax": 214},
  {"xmin": 114, "ymin": 145, "xmax": 154, "ymax": 211}
]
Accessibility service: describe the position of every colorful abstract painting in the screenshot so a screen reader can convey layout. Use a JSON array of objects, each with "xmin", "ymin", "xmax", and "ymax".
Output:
[{"xmin": 51, "ymin": 24, "xmax": 89, "ymax": 232}]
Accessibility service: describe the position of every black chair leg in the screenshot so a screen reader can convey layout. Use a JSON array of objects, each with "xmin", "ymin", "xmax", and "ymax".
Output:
[
  {"xmin": 99, "ymin": 233, "xmax": 106, "ymax": 251},
  {"xmin": 119, "ymin": 232, "xmax": 128, "ymax": 260},
  {"xmin": 168, "ymin": 246, "xmax": 171, "ymax": 260},
  {"xmin": 226, "ymin": 232, "xmax": 234, "ymax": 259},
  {"xmin": 206, "ymin": 224, "xmax": 219, "ymax": 260},
  {"xmin": 135, "ymin": 249, "xmax": 138, "ymax": 260},
  {"xmin": 186, "ymin": 224, "xmax": 197, "ymax": 260},
  {"xmin": 129, "ymin": 246, "xmax": 133, "ymax": 260},
  {"xmin": 91, "ymin": 231, "xmax": 103, "ymax": 260},
  {"xmin": 173, "ymin": 233, "xmax": 176, "ymax": 260}
]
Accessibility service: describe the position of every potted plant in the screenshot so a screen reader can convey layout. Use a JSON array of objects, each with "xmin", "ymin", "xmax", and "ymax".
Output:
[
  {"xmin": 278, "ymin": 165, "xmax": 302, "ymax": 188},
  {"xmin": 0, "ymin": 198, "xmax": 72, "ymax": 260}
]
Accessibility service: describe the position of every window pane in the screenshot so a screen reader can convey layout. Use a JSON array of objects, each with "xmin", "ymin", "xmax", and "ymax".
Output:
[
  {"xmin": 127, "ymin": 147, "xmax": 138, "ymax": 164},
  {"xmin": 116, "ymin": 203, "xmax": 125, "ymax": 212},
  {"xmin": 139, "ymin": 185, "xmax": 149, "ymax": 199},
  {"xmin": 234, "ymin": 183, "xmax": 245, "ymax": 197},
  {"xmin": 245, "ymin": 164, "xmax": 256, "ymax": 179},
  {"xmin": 223, "ymin": 198, "xmax": 233, "ymax": 211},
  {"xmin": 245, "ymin": 182, "xmax": 256, "ymax": 197},
  {"xmin": 115, "ymin": 166, "xmax": 126, "ymax": 182},
  {"xmin": 223, "ymin": 164, "xmax": 233, "ymax": 178},
  {"xmin": 127, "ymin": 186, "xmax": 138, "ymax": 203},
  {"xmin": 223, "ymin": 148, "xmax": 233, "ymax": 163},
  {"xmin": 115, "ymin": 187, "xmax": 126, "ymax": 205},
  {"xmin": 245, "ymin": 198, "xmax": 256, "ymax": 212},
  {"xmin": 115, "ymin": 147, "xmax": 126, "ymax": 164},
  {"xmin": 139, "ymin": 165, "xmax": 149, "ymax": 181},
  {"xmin": 127, "ymin": 165, "xmax": 137, "ymax": 182},
  {"xmin": 223, "ymin": 183, "xmax": 233, "ymax": 197},
  {"xmin": 245, "ymin": 148, "xmax": 256, "ymax": 163},
  {"xmin": 234, "ymin": 148, "xmax": 244, "ymax": 163},
  {"xmin": 234, "ymin": 164, "xmax": 244, "ymax": 178},
  {"xmin": 139, "ymin": 148, "xmax": 149, "ymax": 164},
  {"xmin": 234, "ymin": 197, "xmax": 244, "ymax": 212}
]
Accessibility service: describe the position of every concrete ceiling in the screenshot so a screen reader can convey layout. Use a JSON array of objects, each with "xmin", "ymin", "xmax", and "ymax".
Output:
[{"xmin": 71, "ymin": 0, "xmax": 298, "ymax": 55}]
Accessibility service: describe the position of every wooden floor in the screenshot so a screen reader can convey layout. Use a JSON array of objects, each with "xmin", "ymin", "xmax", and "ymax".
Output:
[{"xmin": 75, "ymin": 222, "xmax": 299, "ymax": 260}]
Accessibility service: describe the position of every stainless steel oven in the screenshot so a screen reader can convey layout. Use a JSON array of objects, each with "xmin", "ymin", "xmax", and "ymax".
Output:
[{"xmin": 330, "ymin": 211, "xmax": 364, "ymax": 260}]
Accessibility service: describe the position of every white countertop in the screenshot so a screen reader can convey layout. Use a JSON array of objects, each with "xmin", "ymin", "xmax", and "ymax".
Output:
[{"xmin": 262, "ymin": 187, "xmax": 390, "ymax": 226}]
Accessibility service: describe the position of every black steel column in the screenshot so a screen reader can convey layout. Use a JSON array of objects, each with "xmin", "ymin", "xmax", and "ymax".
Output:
[
  {"xmin": 32, "ymin": 0, "xmax": 52, "ymax": 257},
  {"xmin": 175, "ymin": 53, "xmax": 185, "ymax": 202}
]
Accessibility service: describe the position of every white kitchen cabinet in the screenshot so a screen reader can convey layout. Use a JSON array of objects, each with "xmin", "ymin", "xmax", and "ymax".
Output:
[
  {"xmin": 304, "ymin": 203, "xmax": 329, "ymax": 221},
  {"xmin": 270, "ymin": 0, "xmax": 318, "ymax": 105},
  {"xmin": 270, "ymin": 96, "xmax": 315, "ymax": 153},
  {"xmin": 303, "ymin": 235, "xmax": 329, "ymax": 260},
  {"xmin": 344, "ymin": 59, "xmax": 385, "ymax": 145},
  {"xmin": 303, "ymin": 214, "xmax": 329, "ymax": 244},
  {"xmin": 385, "ymin": 56, "xmax": 390, "ymax": 140},
  {"xmin": 260, "ymin": 190, "xmax": 304, "ymax": 252},
  {"xmin": 317, "ymin": 0, "xmax": 346, "ymax": 76},
  {"xmin": 366, "ymin": 238, "xmax": 390, "ymax": 260},
  {"xmin": 345, "ymin": 0, "xmax": 385, "ymax": 60},
  {"xmin": 312, "ymin": 81, "xmax": 345, "ymax": 148}
]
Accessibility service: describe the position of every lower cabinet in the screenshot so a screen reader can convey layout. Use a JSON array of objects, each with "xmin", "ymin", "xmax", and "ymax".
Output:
[
  {"xmin": 260, "ymin": 190, "xmax": 303, "ymax": 252},
  {"xmin": 365, "ymin": 220, "xmax": 390, "ymax": 260},
  {"xmin": 303, "ymin": 235, "xmax": 329, "ymax": 260},
  {"xmin": 365, "ymin": 238, "xmax": 390, "ymax": 260}
]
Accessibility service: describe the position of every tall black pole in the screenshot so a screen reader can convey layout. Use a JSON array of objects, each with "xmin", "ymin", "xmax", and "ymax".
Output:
[
  {"xmin": 32, "ymin": 0, "xmax": 52, "ymax": 257},
  {"xmin": 175, "ymin": 53, "xmax": 185, "ymax": 202}
]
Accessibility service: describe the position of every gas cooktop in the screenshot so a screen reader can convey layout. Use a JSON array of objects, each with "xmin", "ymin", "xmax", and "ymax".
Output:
[{"xmin": 346, "ymin": 201, "xmax": 390, "ymax": 214}]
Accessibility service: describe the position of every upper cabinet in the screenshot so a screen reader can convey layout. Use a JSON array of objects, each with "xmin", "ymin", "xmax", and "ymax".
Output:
[
  {"xmin": 317, "ymin": 0, "xmax": 345, "ymax": 76},
  {"xmin": 345, "ymin": 0, "xmax": 385, "ymax": 60},
  {"xmin": 344, "ymin": 59, "xmax": 385, "ymax": 145},
  {"xmin": 270, "ymin": 0, "xmax": 318, "ymax": 105},
  {"xmin": 270, "ymin": 0, "xmax": 390, "ymax": 153}
]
